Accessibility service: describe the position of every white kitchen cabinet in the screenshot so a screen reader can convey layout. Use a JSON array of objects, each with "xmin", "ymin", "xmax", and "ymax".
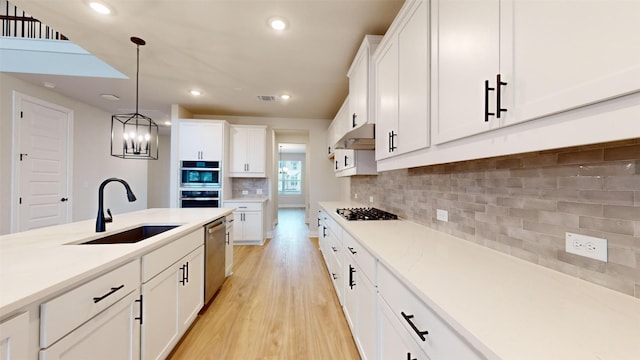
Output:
[
  {"xmin": 432, "ymin": 0, "xmax": 640, "ymax": 145},
  {"xmin": 375, "ymin": 0, "xmax": 430, "ymax": 161},
  {"xmin": 327, "ymin": 97, "xmax": 350, "ymax": 156},
  {"xmin": 318, "ymin": 209, "xmax": 345, "ymax": 306},
  {"xmin": 0, "ymin": 312, "xmax": 29, "ymax": 360},
  {"xmin": 178, "ymin": 120, "xmax": 224, "ymax": 161},
  {"xmin": 334, "ymin": 149, "xmax": 377, "ymax": 177},
  {"xmin": 378, "ymin": 263, "xmax": 484, "ymax": 360},
  {"xmin": 379, "ymin": 297, "xmax": 429, "ymax": 360},
  {"xmin": 343, "ymin": 232, "xmax": 377, "ymax": 360},
  {"xmin": 225, "ymin": 213, "xmax": 234, "ymax": 276},
  {"xmin": 229, "ymin": 125, "xmax": 267, "ymax": 177},
  {"xmin": 226, "ymin": 201, "xmax": 265, "ymax": 245},
  {"xmin": 39, "ymin": 290, "xmax": 141, "ymax": 360},
  {"xmin": 506, "ymin": 1, "xmax": 640, "ymax": 125},
  {"xmin": 141, "ymin": 228, "xmax": 204, "ymax": 360},
  {"xmin": 337, "ymin": 36, "xmax": 382, "ymax": 149}
]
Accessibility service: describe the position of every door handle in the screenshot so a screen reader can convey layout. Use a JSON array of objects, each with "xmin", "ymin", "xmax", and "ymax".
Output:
[
  {"xmin": 484, "ymin": 80, "xmax": 495, "ymax": 122},
  {"xmin": 496, "ymin": 73, "xmax": 508, "ymax": 118}
]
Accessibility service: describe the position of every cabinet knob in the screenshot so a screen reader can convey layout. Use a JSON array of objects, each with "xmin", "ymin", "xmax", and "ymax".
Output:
[{"xmin": 60, "ymin": 197, "xmax": 69, "ymax": 202}]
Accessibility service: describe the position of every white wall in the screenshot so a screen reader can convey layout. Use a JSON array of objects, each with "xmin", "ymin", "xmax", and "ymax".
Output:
[
  {"xmin": 0, "ymin": 73, "xmax": 149, "ymax": 234},
  {"xmin": 147, "ymin": 134, "xmax": 171, "ymax": 208}
]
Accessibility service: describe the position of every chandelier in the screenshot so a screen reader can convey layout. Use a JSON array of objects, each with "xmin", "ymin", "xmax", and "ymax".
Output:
[{"xmin": 110, "ymin": 36, "xmax": 159, "ymax": 160}]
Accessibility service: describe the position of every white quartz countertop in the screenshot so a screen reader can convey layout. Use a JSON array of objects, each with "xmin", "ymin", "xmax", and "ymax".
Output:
[
  {"xmin": 0, "ymin": 208, "xmax": 233, "ymax": 318},
  {"xmin": 320, "ymin": 202, "xmax": 640, "ymax": 360}
]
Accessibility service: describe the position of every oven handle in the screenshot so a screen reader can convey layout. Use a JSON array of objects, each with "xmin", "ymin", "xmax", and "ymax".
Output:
[
  {"xmin": 181, "ymin": 167, "xmax": 221, "ymax": 171},
  {"xmin": 181, "ymin": 197, "xmax": 220, "ymax": 201}
]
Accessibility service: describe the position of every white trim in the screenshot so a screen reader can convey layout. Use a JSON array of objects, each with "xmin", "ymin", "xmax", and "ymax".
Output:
[{"xmin": 11, "ymin": 92, "xmax": 74, "ymax": 232}]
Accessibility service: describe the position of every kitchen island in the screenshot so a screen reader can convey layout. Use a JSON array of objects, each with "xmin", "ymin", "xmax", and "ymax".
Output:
[
  {"xmin": 319, "ymin": 201, "xmax": 640, "ymax": 360},
  {"xmin": 0, "ymin": 207, "xmax": 233, "ymax": 359}
]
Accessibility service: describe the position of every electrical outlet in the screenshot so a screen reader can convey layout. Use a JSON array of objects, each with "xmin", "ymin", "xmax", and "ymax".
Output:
[
  {"xmin": 369, "ymin": 196, "xmax": 374, "ymax": 203},
  {"xmin": 354, "ymin": 193, "xmax": 358, "ymax": 199},
  {"xmin": 565, "ymin": 232, "xmax": 607, "ymax": 262},
  {"xmin": 436, "ymin": 209, "xmax": 448, "ymax": 222},
  {"xmin": 256, "ymin": 189, "xmax": 263, "ymax": 195},
  {"xmin": 242, "ymin": 190, "xmax": 248, "ymax": 195}
]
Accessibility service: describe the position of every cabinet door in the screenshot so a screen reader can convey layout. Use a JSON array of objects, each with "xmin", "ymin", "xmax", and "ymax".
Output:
[
  {"xmin": 375, "ymin": 38, "xmax": 399, "ymax": 161},
  {"xmin": 433, "ymin": 0, "xmax": 500, "ymax": 144},
  {"xmin": 231, "ymin": 211, "xmax": 244, "ymax": 241},
  {"xmin": 242, "ymin": 211, "xmax": 263, "ymax": 242},
  {"xmin": 245, "ymin": 127, "xmax": 266, "ymax": 175},
  {"xmin": 358, "ymin": 274, "xmax": 377, "ymax": 360},
  {"xmin": 141, "ymin": 266, "xmax": 179, "ymax": 360},
  {"xmin": 178, "ymin": 121, "xmax": 223, "ymax": 161},
  {"xmin": 230, "ymin": 126, "xmax": 247, "ymax": 174},
  {"xmin": 506, "ymin": 1, "xmax": 640, "ymax": 125},
  {"xmin": 344, "ymin": 261, "xmax": 357, "ymax": 331},
  {"xmin": 40, "ymin": 291, "xmax": 141, "ymax": 360},
  {"xmin": 349, "ymin": 50, "xmax": 369, "ymax": 130},
  {"xmin": 0, "ymin": 312, "xmax": 29, "ymax": 360},
  {"xmin": 178, "ymin": 247, "xmax": 204, "ymax": 331},
  {"xmin": 397, "ymin": 0, "xmax": 429, "ymax": 154}
]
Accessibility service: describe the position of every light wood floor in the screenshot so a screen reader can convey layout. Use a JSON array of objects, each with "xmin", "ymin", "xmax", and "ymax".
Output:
[{"xmin": 169, "ymin": 208, "xmax": 361, "ymax": 359}]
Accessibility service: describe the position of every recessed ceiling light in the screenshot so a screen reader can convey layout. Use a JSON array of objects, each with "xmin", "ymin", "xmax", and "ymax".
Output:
[
  {"xmin": 280, "ymin": 94, "xmax": 291, "ymax": 100},
  {"xmin": 88, "ymin": 1, "xmax": 112, "ymax": 15},
  {"xmin": 100, "ymin": 94, "xmax": 120, "ymax": 101},
  {"xmin": 190, "ymin": 89, "xmax": 202, "ymax": 96},
  {"xmin": 42, "ymin": 81, "xmax": 56, "ymax": 89},
  {"xmin": 164, "ymin": 121, "xmax": 172, "ymax": 126},
  {"xmin": 268, "ymin": 17, "xmax": 288, "ymax": 31}
]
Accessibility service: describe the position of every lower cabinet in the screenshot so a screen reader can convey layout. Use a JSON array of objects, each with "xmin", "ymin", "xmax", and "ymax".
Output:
[
  {"xmin": 39, "ymin": 290, "xmax": 141, "ymax": 360},
  {"xmin": 226, "ymin": 201, "xmax": 265, "ymax": 245},
  {"xmin": 225, "ymin": 214, "xmax": 234, "ymax": 276},
  {"xmin": 379, "ymin": 297, "xmax": 429, "ymax": 360},
  {"xmin": 0, "ymin": 312, "xmax": 30, "ymax": 360},
  {"xmin": 141, "ymin": 245, "xmax": 204, "ymax": 360}
]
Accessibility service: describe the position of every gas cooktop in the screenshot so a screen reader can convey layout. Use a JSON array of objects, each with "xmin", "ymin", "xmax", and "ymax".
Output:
[{"xmin": 336, "ymin": 207, "xmax": 398, "ymax": 221}]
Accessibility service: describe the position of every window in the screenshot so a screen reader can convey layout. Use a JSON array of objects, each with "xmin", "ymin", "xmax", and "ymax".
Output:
[{"xmin": 278, "ymin": 160, "xmax": 302, "ymax": 194}]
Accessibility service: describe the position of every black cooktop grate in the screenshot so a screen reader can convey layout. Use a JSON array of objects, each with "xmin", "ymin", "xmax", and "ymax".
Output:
[{"xmin": 336, "ymin": 207, "xmax": 398, "ymax": 221}]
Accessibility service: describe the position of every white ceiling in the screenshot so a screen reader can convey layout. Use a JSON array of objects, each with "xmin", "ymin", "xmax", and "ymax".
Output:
[{"xmin": 8, "ymin": 0, "xmax": 404, "ymax": 125}]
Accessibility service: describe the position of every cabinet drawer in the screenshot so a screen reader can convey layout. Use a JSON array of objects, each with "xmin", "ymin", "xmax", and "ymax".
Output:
[
  {"xmin": 40, "ymin": 260, "xmax": 140, "ymax": 348},
  {"xmin": 344, "ymin": 231, "xmax": 376, "ymax": 283},
  {"xmin": 142, "ymin": 228, "xmax": 203, "ymax": 283},
  {"xmin": 379, "ymin": 296, "xmax": 429, "ymax": 360},
  {"xmin": 225, "ymin": 202, "xmax": 262, "ymax": 212},
  {"xmin": 378, "ymin": 263, "xmax": 484, "ymax": 360}
]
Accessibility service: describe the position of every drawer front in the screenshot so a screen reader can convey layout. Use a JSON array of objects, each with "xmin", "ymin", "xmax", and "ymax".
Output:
[
  {"xmin": 344, "ymin": 231, "xmax": 376, "ymax": 283},
  {"xmin": 225, "ymin": 202, "xmax": 262, "ymax": 212},
  {"xmin": 40, "ymin": 260, "xmax": 140, "ymax": 348},
  {"xmin": 378, "ymin": 264, "xmax": 484, "ymax": 360},
  {"xmin": 142, "ymin": 228, "xmax": 203, "ymax": 283},
  {"xmin": 379, "ymin": 297, "xmax": 430, "ymax": 360}
]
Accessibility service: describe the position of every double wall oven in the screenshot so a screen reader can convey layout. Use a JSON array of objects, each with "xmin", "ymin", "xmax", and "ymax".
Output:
[{"xmin": 180, "ymin": 160, "xmax": 221, "ymax": 208}]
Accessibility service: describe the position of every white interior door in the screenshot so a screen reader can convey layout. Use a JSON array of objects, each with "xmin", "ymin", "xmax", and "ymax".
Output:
[{"xmin": 14, "ymin": 93, "xmax": 72, "ymax": 232}]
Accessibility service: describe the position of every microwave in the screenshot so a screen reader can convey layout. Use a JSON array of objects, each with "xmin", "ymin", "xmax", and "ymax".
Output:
[{"xmin": 180, "ymin": 161, "xmax": 220, "ymax": 187}]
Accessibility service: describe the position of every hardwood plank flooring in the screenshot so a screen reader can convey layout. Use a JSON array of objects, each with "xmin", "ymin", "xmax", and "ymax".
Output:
[{"xmin": 169, "ymin": 208, "xmax": 360, "ymax": 359}]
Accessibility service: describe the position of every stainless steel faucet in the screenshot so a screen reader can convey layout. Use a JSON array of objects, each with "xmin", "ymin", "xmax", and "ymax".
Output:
[{"xmin": 96, "ymin": 178, "xmax": 137, "ymax": 232}]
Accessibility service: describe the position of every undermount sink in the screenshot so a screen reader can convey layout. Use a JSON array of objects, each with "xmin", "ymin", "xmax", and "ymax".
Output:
[{"xmin": 78, "ymin": 225, "xmax": 181, "ymax": 245}]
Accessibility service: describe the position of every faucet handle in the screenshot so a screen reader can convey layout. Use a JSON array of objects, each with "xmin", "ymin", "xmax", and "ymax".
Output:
[{"xmin": 106, "ymin": 208, "xmax": 113, "ymax": 223}]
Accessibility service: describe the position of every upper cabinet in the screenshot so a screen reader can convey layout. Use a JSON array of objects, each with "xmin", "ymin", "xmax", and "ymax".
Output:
[
  {"xmin": 432, "ymin": 0, "xmax": 640, "ymax": 144},
  {"xmin": 375, "ymin": 0, "xmax": 430, "ymax": 161},
  {"xmin": 336, "ymin": 35, "xmax": 383, "ymax": 149},
  {"xmin": 229, "ymin": 125, "xmax": 267, "ymax": 178},
  {"xmin": 178, "ymin": 120, "xmax": 224, "ymax": 161}
]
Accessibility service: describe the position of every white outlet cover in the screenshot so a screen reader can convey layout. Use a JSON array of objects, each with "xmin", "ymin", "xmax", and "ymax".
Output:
[
  {"xmin": 436, "ymin": 209, "xmax": 448, "ymax": 222},
  {"xmin": 369, "ymin": 196, "xmax": 374, "ymax": 203},
  {"xmin": 256, "ymin": 189, "xmax": 263, "ymax": 194},
  {"xmin": 565, "ymin": 232, "xmax": 607, "ymax": 262},
  {"xmin": 242, "ymin": 190, "xmax": 249, "ymax": 195}
]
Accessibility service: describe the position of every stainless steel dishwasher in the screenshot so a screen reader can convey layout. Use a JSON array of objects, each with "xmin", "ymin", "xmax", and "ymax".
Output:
[{"xmin": 204, "ymin": 217, "xmax": 226, "ymax": 305}]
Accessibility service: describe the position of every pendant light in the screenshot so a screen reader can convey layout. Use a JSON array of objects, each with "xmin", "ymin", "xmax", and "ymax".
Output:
[
  {"xmin": 279, "ymin": 145, "xmax": 289, "ymax": 174},
  {"xmin": 110, "ymin": 36, "xmax": 159, "ymax": 160}
]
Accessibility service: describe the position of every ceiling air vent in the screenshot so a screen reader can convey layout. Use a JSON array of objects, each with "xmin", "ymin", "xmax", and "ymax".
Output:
[{"xmin": 256, "ymin": 95, "xmax": 277, "ymax": 102}]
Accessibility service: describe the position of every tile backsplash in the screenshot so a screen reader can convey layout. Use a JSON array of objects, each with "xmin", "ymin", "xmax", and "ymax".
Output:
[
  {"xmin": 352, "ymin": 140, "xmax": 640, "ymax": 298},
  {"xmin": 231, "ymin": 178, "xmax": 269, "ymax": 198}
]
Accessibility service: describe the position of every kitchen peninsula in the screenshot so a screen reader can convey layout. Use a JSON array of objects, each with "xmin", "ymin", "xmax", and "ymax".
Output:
[{"xmin": 0, "ymin": 207, "xmax": 233, "ymax": 359}]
